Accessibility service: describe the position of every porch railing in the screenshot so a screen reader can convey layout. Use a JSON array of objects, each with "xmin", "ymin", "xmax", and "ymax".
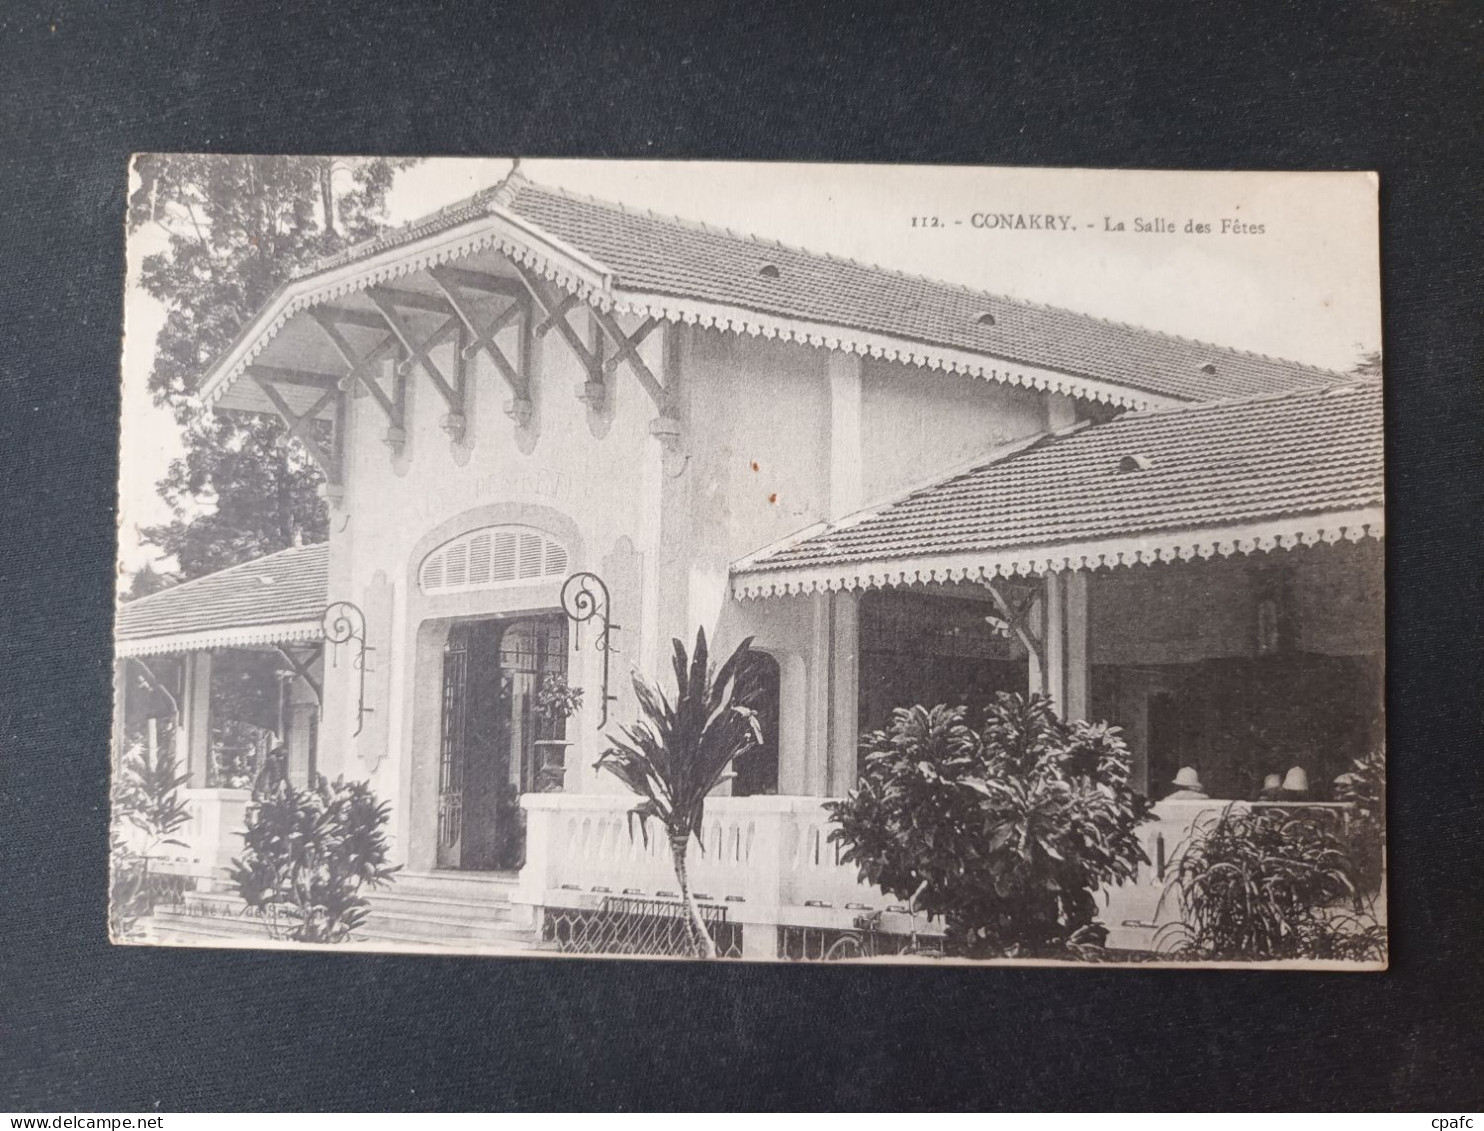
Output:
[
  {"xmin": 150, "ymin": 788, "xmax": 250, "ymax": 882},
  {"xmin": 517, "ymin": 793, "xmax": 894, "ymax": 931},
  {"xmin": 521, "ymin": 792, "xmax": 1357, "ymax": 954}
]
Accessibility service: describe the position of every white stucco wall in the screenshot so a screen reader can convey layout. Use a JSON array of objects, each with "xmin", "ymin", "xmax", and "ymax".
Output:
[{"xmin": 302, "ymin": 305, "xmax": 1057, "ymax": 866}]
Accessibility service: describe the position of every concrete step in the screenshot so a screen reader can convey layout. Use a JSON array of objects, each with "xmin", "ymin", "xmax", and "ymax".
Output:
[
  {"xmin": 367, "ymin": 889, "xmax": 517, "ymax": 920},
  {"xmin": 149, "ymin": 906, "xmax": 539, "ymax": 952},
  {"xmin": 349, "ymin": 924, "xmax": 537, "ymax": 953},
  {"xmin": 169, "ymin": 881, "xmax": 534, "ymax": 950},
  {"xmin": 394, "ymin": 869, "xmax": 521, "ymax": 901},
  {"xmin": 361, "ymin": 908, "xmax": 531, "ymax": 942},
  {"xmin": 146, "ymin": 908, "xmax": 273, "ymax": 944}
]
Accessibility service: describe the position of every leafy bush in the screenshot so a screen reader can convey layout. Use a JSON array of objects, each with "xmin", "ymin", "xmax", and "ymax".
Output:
[
  {"xmin": 109, "ymin": 741, "xmax": 193, "ymax": 939},
  {"xmin": 1156, "ymin": 804, "xmax": 1385, "ymax": 962},
  {"xmin": 827, "ymin": 694, "xmax": 1151, "ymax": 959},
  {"xmin": 229, "ymin": 776, "xmax": 400, "ymax": 943},
  {"xmin": 1333, "ymin": 748, "xmax": 1386, "ymax": 896}
]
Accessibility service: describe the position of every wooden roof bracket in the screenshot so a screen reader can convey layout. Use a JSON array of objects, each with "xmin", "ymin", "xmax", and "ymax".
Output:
[
  {"xmin": 980, "ymin": 577, "xmax": 1046, "ymax": 674},
  {"xmin": 273, "ymin": 643, "xmax": 324, "ymax": 709},
  {"xmin": 309, "ymin": 309, "xmax": 407, "ymax": 453},
  {"xmin": 366, "ymin": 287, "xmax": 467, "ymax": 442},
  {"xmin": 427, "ymin": 265, "xmax": 532, "ymax": 428},
  {"xmin": 510, "ymin": 260, "xmax": 608, "ymax": 410},
  {"xmin": 247, "ymin": 369, "xmax": 338, "ymax": 477}
]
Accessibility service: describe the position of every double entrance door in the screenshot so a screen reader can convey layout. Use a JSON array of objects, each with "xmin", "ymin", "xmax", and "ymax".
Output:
[{"xmin": 436, "ymin": 614, "xmax": 568, "ymax": 872}]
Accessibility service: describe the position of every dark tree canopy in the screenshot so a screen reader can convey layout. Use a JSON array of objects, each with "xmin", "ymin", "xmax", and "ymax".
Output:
[{"xmin": 130, "ymin": 155, "xmax": 417, "ymax": 579}]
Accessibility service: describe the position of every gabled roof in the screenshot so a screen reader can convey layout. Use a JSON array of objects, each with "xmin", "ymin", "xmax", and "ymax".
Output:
[
  {"xmin": 733, "ymin": 380, "xmax": 1383, "ymax": 597},
  {"xmin": 200, "ymin": 170, "xmax": 1347, "ymax": 414},
  {"xmin": 116, "ymin": 543, "xmax": 329, "ymax": 657}
]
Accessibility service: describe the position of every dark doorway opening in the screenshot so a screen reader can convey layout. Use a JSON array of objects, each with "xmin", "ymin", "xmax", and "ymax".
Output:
[
  {"xmin": 733, "ymin": 651, "xmax": 781, "ymax": 796},
  {"xmin": 436, "ymin": 614, "xmax": 568, "ymax": 872}
]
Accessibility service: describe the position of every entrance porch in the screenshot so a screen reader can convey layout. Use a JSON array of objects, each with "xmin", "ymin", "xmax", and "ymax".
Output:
[{"xmin": 521, "ymin": 535, "xmax": 1383, "ymax": 955}]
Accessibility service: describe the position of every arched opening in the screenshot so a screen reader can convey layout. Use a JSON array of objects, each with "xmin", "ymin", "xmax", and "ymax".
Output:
[{"xmin": 733, "ymin": 651, "xmax": 781, "ymax": 797}]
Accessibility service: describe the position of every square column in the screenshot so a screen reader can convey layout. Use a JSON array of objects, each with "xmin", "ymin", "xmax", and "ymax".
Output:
[
  {"xmin": 1064, "ymin": 570, "xmax": 1090, "ymax": 722},
  {"xmin": 178, "ymin": 651, "xmax": 213, "ymax": 787},
  {"xmin": 1029, "ymin": 571, "xmax": 1091, "ymax": 722},
  {"xmin": 827, "ymin": 590, "xmax": 860, "ymax": 797}
]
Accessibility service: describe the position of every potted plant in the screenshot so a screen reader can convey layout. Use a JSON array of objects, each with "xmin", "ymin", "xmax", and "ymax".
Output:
[{"xmin": 533, "ymin": 672, "xmax": 583, "ymax": 792}]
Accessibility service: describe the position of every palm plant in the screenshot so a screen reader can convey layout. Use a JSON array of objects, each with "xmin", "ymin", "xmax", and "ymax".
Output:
[{"xmin": 595, "ymin": 629, "xmax": 765, "ymax": 958}]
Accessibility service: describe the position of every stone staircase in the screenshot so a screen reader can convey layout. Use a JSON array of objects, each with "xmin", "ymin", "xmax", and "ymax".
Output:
[{"xmin": 144, "ymin": 869, "xmax": 541, "ymax": 954}]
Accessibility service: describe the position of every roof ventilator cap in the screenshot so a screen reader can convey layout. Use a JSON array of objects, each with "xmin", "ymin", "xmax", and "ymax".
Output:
[
  {"xmin": 758, "ymin": 263, "xmax": 780, "ymax": 278},
  {"xmin": 1119, "ymin": 453, "xmax": 1155, "ymax": 472}
]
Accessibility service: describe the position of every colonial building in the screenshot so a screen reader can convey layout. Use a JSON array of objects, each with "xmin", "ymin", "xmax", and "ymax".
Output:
[{"xmin": 118, "ymin": 170, "xmax": 1384, "ymax": 955}]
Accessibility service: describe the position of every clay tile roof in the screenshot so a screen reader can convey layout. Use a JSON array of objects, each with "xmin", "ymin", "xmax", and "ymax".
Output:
[
  {"xmin": 116, "ymin": 543, "xmax": 329, "ymax": 654},
  {"xmin": 736, "ymin": 381, "xmax": 1383, "ymax": 580},
  {"xmin": 497, "ymin": 178, "xmax": 1345, "ymax": 403},
  {"xmin": 300, "ymin": 171, "xmax": 1347, "ymax": 405}
]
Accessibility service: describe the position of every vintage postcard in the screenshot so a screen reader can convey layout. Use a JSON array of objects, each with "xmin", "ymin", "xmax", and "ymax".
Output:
[{"xmin": 113, "ymin": 158, "xmax": 1384, "ymax": 967}]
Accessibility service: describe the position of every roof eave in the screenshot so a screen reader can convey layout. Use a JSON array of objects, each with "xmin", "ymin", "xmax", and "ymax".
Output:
[
  {"xmin": 731, "ymin": 505, "xmax": 1385, "ymax": 599},
  {"xmin": 115, "ymin": 619, "xmax": 325, "ymax": 658},
  {"xmin": 197, "ymin": 197, "xmax": 1189, "ymax": 416}
]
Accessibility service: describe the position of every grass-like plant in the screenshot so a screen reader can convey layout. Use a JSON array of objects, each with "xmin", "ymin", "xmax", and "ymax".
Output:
[
  {"xmin": 595, "ymin": 629, "xmax": 766, "ymax": 958},
  {"xmin": 109, "ymin": 740, "xmax": 193, "ymax": 939},
  {"xmin": 1156, "ymin": 804, "xmax": 1385, "ymax": 962}
]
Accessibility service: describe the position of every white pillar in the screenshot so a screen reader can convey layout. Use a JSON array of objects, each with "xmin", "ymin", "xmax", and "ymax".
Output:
[
  {"xmin": 827, "ymin": 590, "xmax": 860, "ymax": 797},
  {"xmin": 179, "ymin": 651, "xmax": 213, "ymax": 787},
  {"xmin": 828, "ymin": 352, "xmax": 863, "ymax": 519},
  {"xmin": 1043, "ymin": 572, "xmax": 1066, "ymax": 714},
  {"xmin": 1065, "ymin": 570, "xmax": 1090, "ymax": 722},
  {"xmin": 805, "ymin": 593, "xmax": 833, "ymax": 796}
]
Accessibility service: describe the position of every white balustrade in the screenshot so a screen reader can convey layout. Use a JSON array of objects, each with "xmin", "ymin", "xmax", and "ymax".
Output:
[
  {"xmin": 151, "ymin": 788, "xmax": 251, "ymax": 882},
  {"xmin": 518, "ymin": 793, "xmax": 888, "ymax": 929}
]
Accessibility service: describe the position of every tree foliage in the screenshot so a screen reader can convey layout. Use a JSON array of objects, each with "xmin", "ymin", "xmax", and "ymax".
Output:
[
  {"xmin": 827, "ymin": 694, "xmax": 1151, "ymax": 959},
  {"xmin": 130, "ymin": 154, "xmax": 416, "ymax": 578},
  {"xmin": 595, "ymin": 629, "xmax": 767, "ymax": 957}
]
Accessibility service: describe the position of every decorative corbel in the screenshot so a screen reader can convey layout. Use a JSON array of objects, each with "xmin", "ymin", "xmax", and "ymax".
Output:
[
  {"xmin": 510, "ymin": 260, "xmax": 607, "ymax": 410},
  {"xmin": 309, "ymin": 309, "xmax": 407, "ymax": 455},
  {"xmin": 427, "ymin": 265, "xmax": 533, "ymax": 429},
  {"xmin": 365, "ymin": 288, "xmax": 466, "ymax": 444},
  {"xmin": 980, "ymin": 577, "xmax": 1045, "ymax": 676}
]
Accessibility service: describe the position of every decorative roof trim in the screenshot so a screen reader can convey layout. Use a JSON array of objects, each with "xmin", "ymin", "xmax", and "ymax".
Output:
[
  {"xmin": 115, "ymin": 620, "xmax": 323, "ymax": 658},
  {"xmin": 731, "ymin": 507, "xmax": 1384, "ymax": 599},
  {"xmin": 600, "ymin": 291, "xmax": 1172, "ymax": 410},
  {"xmin": 199, "ymin": 204, "xmax": 1179, "ymax": 414}
]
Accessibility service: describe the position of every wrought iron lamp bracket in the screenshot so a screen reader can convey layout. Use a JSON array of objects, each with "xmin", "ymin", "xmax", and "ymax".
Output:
[
  {"xmin": 321, "ymin": 600, "xmax": 374, "ymax": 737},
  {"xmin": 560, "ymin": 571, "xmax": 620, "ymax": 728}
]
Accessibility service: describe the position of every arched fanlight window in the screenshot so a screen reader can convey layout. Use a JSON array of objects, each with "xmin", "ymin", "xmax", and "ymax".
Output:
[{"xmin": 419, "ymin": 525, "xmax": 569, "ymax": 595}]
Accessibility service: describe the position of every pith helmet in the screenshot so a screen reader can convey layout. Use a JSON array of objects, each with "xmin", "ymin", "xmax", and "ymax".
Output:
[
  {"xmin": 1172, "ymin": 766, "xmax": 1204, "ymax": 791},
  {"xmin": 1281, "ymin": 766, "xmax": 1310, "ymax": 793}
]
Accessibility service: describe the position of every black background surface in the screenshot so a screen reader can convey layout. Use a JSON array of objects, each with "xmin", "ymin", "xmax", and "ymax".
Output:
[{"xmin": 2, "ymin": 0, "xmax": 1481, "ymax": 1112}]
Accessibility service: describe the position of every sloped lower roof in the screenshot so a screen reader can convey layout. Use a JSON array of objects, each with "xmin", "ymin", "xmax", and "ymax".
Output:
[
  {"xmin": 205, "ymin": 170, "xmax": 1346, "ymax": 411},
  {"xmin": 734, "ymin": 380, "xmax": 1383, "ymax": 597},
  {"xmin": 116, "ymin": 543, "xmax": 329, "ymax": 656}
]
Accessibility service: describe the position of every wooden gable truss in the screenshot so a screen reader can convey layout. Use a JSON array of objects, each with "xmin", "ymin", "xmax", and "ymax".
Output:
[{"xmin": 239, "ymin": 247, "xmax": 684, "ymax": 496}]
